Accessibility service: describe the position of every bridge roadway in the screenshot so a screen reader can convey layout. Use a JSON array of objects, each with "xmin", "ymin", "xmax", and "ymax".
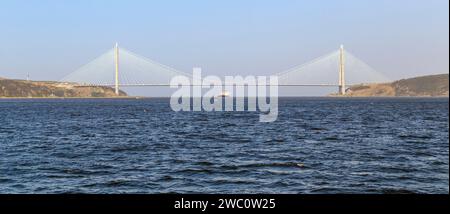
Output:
[{"xmin": 75, "ymin": 83, "xmax": 357, "ymax": 87}]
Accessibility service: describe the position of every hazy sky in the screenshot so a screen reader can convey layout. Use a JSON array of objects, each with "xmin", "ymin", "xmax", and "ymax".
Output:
[{"xmin": 0, "ymin": 0, "xmax": 448, "ymax": 95}]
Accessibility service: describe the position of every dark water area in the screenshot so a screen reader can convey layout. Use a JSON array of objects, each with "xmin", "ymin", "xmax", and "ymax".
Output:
[{"xmin": 0, "ymin": 98, "xmax": 448, "ymax": 194}]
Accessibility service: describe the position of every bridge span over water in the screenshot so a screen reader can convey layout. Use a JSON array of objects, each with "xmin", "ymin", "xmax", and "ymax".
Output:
[{"xmin": 62, "ymin": 44, "xmax": 389, "ymax": 96}]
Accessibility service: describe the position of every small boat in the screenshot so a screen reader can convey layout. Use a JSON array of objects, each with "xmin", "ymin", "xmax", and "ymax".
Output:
[{"xmin": 216, "ymin": 90, "xmax": 230, "ymax": 98}]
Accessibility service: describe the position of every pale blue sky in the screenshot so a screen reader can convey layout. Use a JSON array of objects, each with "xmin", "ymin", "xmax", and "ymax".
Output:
[{"xmin": 0, "ymin": 0, "xmax": 448, "ymax": 95}]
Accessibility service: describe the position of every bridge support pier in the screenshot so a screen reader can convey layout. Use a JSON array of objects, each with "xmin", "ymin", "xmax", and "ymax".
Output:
[{"xmin": 338, "ymin": 45, "xmax": 346, "ymax": 95}]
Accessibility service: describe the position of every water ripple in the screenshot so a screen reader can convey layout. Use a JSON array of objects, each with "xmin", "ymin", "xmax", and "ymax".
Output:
[{"xmin": 0, "ymin": 98, "xmax": 448, "ymax": 193}]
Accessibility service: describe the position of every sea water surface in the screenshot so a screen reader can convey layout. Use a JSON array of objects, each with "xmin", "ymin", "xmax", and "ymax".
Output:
[{"xmin": 0, "ymin": 98, "xmax": 448, "ymax": 194}]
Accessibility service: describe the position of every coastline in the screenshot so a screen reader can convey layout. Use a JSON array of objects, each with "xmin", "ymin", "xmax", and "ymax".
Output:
[
  {"xmin": 327, "ymin": 95, "xmax": 449, "ymax": 98},
  {"xmin": 0, "ymin": 96, "xmax": 144, "ymax": 100},
  {"xmin": 1, "ymin": 96, "xmax": 448, "ymax": 100}
]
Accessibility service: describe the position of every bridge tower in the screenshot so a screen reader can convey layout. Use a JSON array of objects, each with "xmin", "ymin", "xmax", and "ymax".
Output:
[
  {"xmin": 338, "ymin": 45, "xmax": 346, "ymax": 95},
  {"xmin": 114, "ymin": 42, "xmax": 120, "ymax": 95}
]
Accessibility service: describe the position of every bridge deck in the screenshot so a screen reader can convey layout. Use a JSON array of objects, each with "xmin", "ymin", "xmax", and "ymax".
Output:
[{"xmin": 76, "ymin": 84, "xmax": 356, "ymax": 87}]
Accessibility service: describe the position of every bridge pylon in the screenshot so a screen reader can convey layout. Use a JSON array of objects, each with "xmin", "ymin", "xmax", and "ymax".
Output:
[
  {"xmin": 114, "ymin": 42, "xmax": 120, "ymax": 95},
  {"xmin": 338, "ymin": 45, "xmax": 346, "ymax": 95}
]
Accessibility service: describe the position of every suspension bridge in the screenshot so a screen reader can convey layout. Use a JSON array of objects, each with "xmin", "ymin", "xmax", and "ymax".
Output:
[{"xmin": 61, "ymin": 44, "xmax": 389, "ymax": 96}]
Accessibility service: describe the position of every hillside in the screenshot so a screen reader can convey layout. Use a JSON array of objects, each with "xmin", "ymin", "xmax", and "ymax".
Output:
[
  {"xmin": 344, "ymin": 74, "xmax": 449, "ymax": 97},
  {"xmin": 0, "ymin": 78, "xmax": 127, "ymax": 98}
]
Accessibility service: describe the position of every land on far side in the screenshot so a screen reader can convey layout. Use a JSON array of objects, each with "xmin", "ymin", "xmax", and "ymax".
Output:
[
  {"xmin": 0, "ymin": 77, "xmax": 127, "ymax": 98},
  {"xmin": 340, "ymin": 74, "xmax": 449, "ymax": 97}
]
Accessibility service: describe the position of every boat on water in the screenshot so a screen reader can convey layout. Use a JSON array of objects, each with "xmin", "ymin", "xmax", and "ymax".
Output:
[{"xmin": 216, "ymin": 90, "xmax": 230, "ymax": 98}]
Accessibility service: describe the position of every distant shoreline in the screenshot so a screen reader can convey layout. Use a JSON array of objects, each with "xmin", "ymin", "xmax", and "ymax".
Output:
[
  {"xmin": 2, "ymin": 74, "xmax": 448, "ymax": 99},
  {"xmin": 0, "ymin": 96, "xmax": 140, "ymax": 100},
  {"xmin": 340, "ymin": 74, "xmax": 449, "ymax": 97},
  {"xmin": 0, "ymin": 78, "xmax": 127, "ymax": 98},
  {"xmin": 327, "ymin": 95, "xmax": 449, "ymax": 98}
]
